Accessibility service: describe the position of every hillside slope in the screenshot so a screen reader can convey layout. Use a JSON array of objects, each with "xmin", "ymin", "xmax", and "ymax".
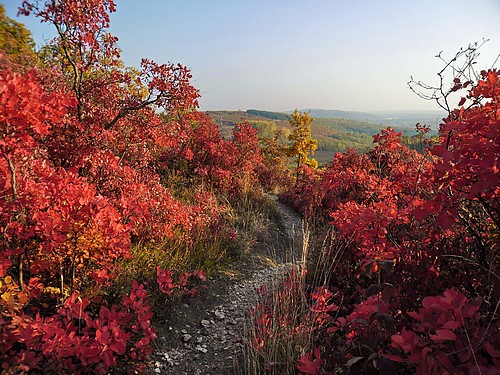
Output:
[{"xmin": 205, "ymin": 110, "xmax": 412, "ymax": 164}]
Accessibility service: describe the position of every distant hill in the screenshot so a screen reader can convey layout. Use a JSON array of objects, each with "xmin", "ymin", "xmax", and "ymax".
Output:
[
  {"xmin": 205, "ymin": 109, "xmax": 442, "ymax": 165},
  {"xmin": 371, "ymin": 110, "xmax": 446, "ymax": 129},
  {"xmin": 246, "ymin": 109, "xmax": 288, "ymax": 120},
  {"xmin": 291, "ymin": 109, "xmax": 384, "ymax": 123},
  {"xmin": 208, "ymin": 108, "xmax": 446, "ymax": 128},
  {"xmin": 293, "ymin": 109, "xmax": 446, "ymax": 130}
]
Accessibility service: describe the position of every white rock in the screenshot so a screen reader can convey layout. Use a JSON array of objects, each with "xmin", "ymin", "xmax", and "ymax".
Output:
[
  {"xmin": 214, "ymin": 310, "xmax": 225, "ymax": 320},
  {"xmin": 195, "ymin": 345, "xmax": 208, "ymax": 353}
]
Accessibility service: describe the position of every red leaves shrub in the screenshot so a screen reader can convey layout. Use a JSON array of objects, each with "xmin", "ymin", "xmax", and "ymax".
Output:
[
  {"xmin": 0, "ymin": 69, "xmax": 74, "ymax": 148},
  {"xmin": 3, "ymin": 2, "xmax": 270, "ymax": 371},
  {"xmin": 1, "ymin": 281, "xmax": 155, "ymax": 374},
  {"xmin": 281, "ymin": 72, "xmax": 499, "ymax": 374},
  {"xmin": 0, "ymin": 70, "xmax": 130, "ymax": 293},
  {"xmin": 385, "ymin": 288, "xmax": 499, "ymax": 375},
  {"xmin": 2, "ymin": 0, "xmax": 250, "ymax": 371},
  {"xmin": 157, "ymin": 113, "xmax": 265, "ymax": 196},
  {"xmin": 232, "ymin": 121, "xmax": 264, "ymax": 178},
  {"xmin": 432, "ymin": 70, "xmax": 499, "ymax": 204},
  {"xmin": 414, "ymin": 70, "xmax": 499, "ymax": 272}
]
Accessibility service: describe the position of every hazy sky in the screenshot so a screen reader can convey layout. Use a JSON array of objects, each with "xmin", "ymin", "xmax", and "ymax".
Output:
[{"xmin": 5, "ymin": 0, "xmax": 500, "ymax": 112}]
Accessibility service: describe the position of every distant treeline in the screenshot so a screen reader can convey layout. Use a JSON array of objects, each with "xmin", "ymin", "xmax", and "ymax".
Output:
[
  {"xmin": 209, "ymin": 109, "xmax": 435, "ymax": 156},
  {"xmin": 247, "ymin": 109, "xmax": 288, "ymax": 120}
]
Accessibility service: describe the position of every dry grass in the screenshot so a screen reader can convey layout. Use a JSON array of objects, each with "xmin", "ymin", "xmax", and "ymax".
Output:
[
  {"xmin": 113, "ymin": 188, "xmax": 285, "ymax": 319},
  {"xmin": 241, "ymin": 226, "xmax": 348, "ymax": 374},
  {"xmin": 225, "ymin": 189, "xmax": 284, "ymax": 256},
  {"xmin": 242, "ymin": 225, "xmax": 313, "ymax": 375}
]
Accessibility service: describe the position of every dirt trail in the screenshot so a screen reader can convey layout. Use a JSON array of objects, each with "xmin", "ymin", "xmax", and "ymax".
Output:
[{"xmin": 147, "ymin": 196, "xmax": 303, "ymax": 374}]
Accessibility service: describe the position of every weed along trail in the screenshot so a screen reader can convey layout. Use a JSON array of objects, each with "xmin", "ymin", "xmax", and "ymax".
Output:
[{"xmin": 148, "ymin": 195, "xmax": 303, "ymax": 374}]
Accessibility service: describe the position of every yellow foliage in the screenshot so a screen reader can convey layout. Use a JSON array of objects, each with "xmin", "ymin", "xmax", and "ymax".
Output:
[
  {"xmin": 0, "ymin": 275, "xmax": 29, "ymax": 313},
  {"xmin": 287, "ymin": 110, "xmax": 318, "ymax": 176}
]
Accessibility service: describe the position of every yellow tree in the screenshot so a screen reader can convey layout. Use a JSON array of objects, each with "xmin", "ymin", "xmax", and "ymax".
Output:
[{"xmin": 287, "ymin": 110, "xmax": 318, "ymax": 181}]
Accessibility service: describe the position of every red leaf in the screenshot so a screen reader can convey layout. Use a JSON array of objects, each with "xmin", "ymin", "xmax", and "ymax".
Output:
[
  {"xmin": 430, "ymin": 329, "xmax": 457, "ymax": 342},
  {"xmin": 391, "ymin": 333, "xmax": 413, "ymax": 352},
  {"xmin": 96, "ymin": 328, "xmax": 110, "ymax": 344},
  {"xmin": 296, "ymin": 347, "xmax": 323, "ymax": 374},
  {"xmin": 436, "ymin": 210, "xmax": 455, "ymax": 229},
  {"xmin": 485, "ymin": 342, "xmax": 500, "ymax": 358},
  {"xmin": 110, "ymin": 340, "xmax": 126, "ymax": 354},
  {"xmin": 442, "ymin": 320, "xmax": 460, "ymax": 330}
]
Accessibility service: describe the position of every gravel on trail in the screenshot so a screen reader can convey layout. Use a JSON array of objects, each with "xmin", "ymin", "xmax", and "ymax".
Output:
[{"xmin": 147, "ymin": 197, "xmax": 303, "ymax": 374}]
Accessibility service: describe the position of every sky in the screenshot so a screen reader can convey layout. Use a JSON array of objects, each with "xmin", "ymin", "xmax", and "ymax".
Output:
[{"xmin": 4, "ymin": 0, "xmax": 500, "ymax": 112}]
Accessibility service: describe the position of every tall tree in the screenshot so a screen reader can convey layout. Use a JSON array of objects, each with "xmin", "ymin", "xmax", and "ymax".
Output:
[{"xmin": 287, "ymin": 110, "xmax": 318, "ymax": 182}]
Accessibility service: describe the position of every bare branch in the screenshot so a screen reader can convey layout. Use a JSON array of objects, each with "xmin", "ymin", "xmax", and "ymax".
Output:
[{"xmin": 407, "ymin": 39, "xmax": 492, "ymax": 117}]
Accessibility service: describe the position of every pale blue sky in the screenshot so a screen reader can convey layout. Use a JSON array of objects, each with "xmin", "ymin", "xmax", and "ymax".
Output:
[{"xmin": 4, "ymin": 0, "xmax": 500, "ymax": 112}]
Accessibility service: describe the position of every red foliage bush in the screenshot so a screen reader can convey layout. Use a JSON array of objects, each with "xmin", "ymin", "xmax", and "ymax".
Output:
[
  {"xmin": 282, "ymin": 71, "xmax": 499, "ymax": 374},
  {"xmin": 0, "ymin": 1, "xmax": 270, "ymax": 372},
  {"xmin": 1, "ymin": 281, "xmax": 155, "ymax": 374},
  {"xmin": 156, "ymin": 113, "xmax": 266, "ymax": 195}
]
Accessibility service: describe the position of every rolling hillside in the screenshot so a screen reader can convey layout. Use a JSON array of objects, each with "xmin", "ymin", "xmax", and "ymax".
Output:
[
  {"xmin": 292, "ymin": 108, "xmax": 446, "ymax": 129},
  {"xmin": 205, "ymin": 109, "xmax": 432, "ymax": 164}
]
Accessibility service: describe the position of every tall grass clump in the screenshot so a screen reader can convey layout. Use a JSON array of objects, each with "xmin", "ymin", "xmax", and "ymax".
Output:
[
  {"xmin": 243, "ymin": 266, "xmax": 312, "ymax": 374},
  {"xmin": 243, "ymin": 225, "xmax": 343, "ymax": 374}
]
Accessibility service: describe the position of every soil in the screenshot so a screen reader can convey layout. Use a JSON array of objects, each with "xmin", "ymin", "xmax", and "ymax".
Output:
[{"xmin": 146, "ymin": 196, "xmax": 303, "ymax": 374}]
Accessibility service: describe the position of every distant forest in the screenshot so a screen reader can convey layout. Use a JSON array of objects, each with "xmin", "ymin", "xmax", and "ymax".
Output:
[{"xmin": 207, "ymin": 110, "xmax": 431, "ymax": 164}]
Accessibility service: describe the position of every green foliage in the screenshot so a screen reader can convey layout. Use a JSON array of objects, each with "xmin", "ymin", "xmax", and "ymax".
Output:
[
  {"xmin": 247, "ymin": 109, "xmax": 288, "ymax": 120},
  {"xmin": 248, "ymin": 119, "xmax": 278, "ymax": 138},
  {"xmin": 309, "ymin": 118, "xmax": 419, "ymax": 155},
  {"xmin": 313, "ymin": 117, "xmax": 385, "ymax": 135},
  {"xmin": 311, "ymin": 117, "xmax": 397, "ymax": 155},
  {"xmin": 206, "ymin": 110, "xmax": 412, "ymax": 157},
  {"xmin": 0, "ymin": 4, "xmax": 35, "ymax": 66},
  {"xmin": 317, "ymin": 132, "xmax": 372, "ymax": 151},
  {"xmin": 250, "ymin": 119, "xmax": 291, "ymax": 143}
]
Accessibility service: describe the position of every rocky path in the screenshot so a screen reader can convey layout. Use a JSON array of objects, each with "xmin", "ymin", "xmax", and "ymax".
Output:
[{"xmin": 148, "ymin": 196, "xmax": 303, "ymax": 374}]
